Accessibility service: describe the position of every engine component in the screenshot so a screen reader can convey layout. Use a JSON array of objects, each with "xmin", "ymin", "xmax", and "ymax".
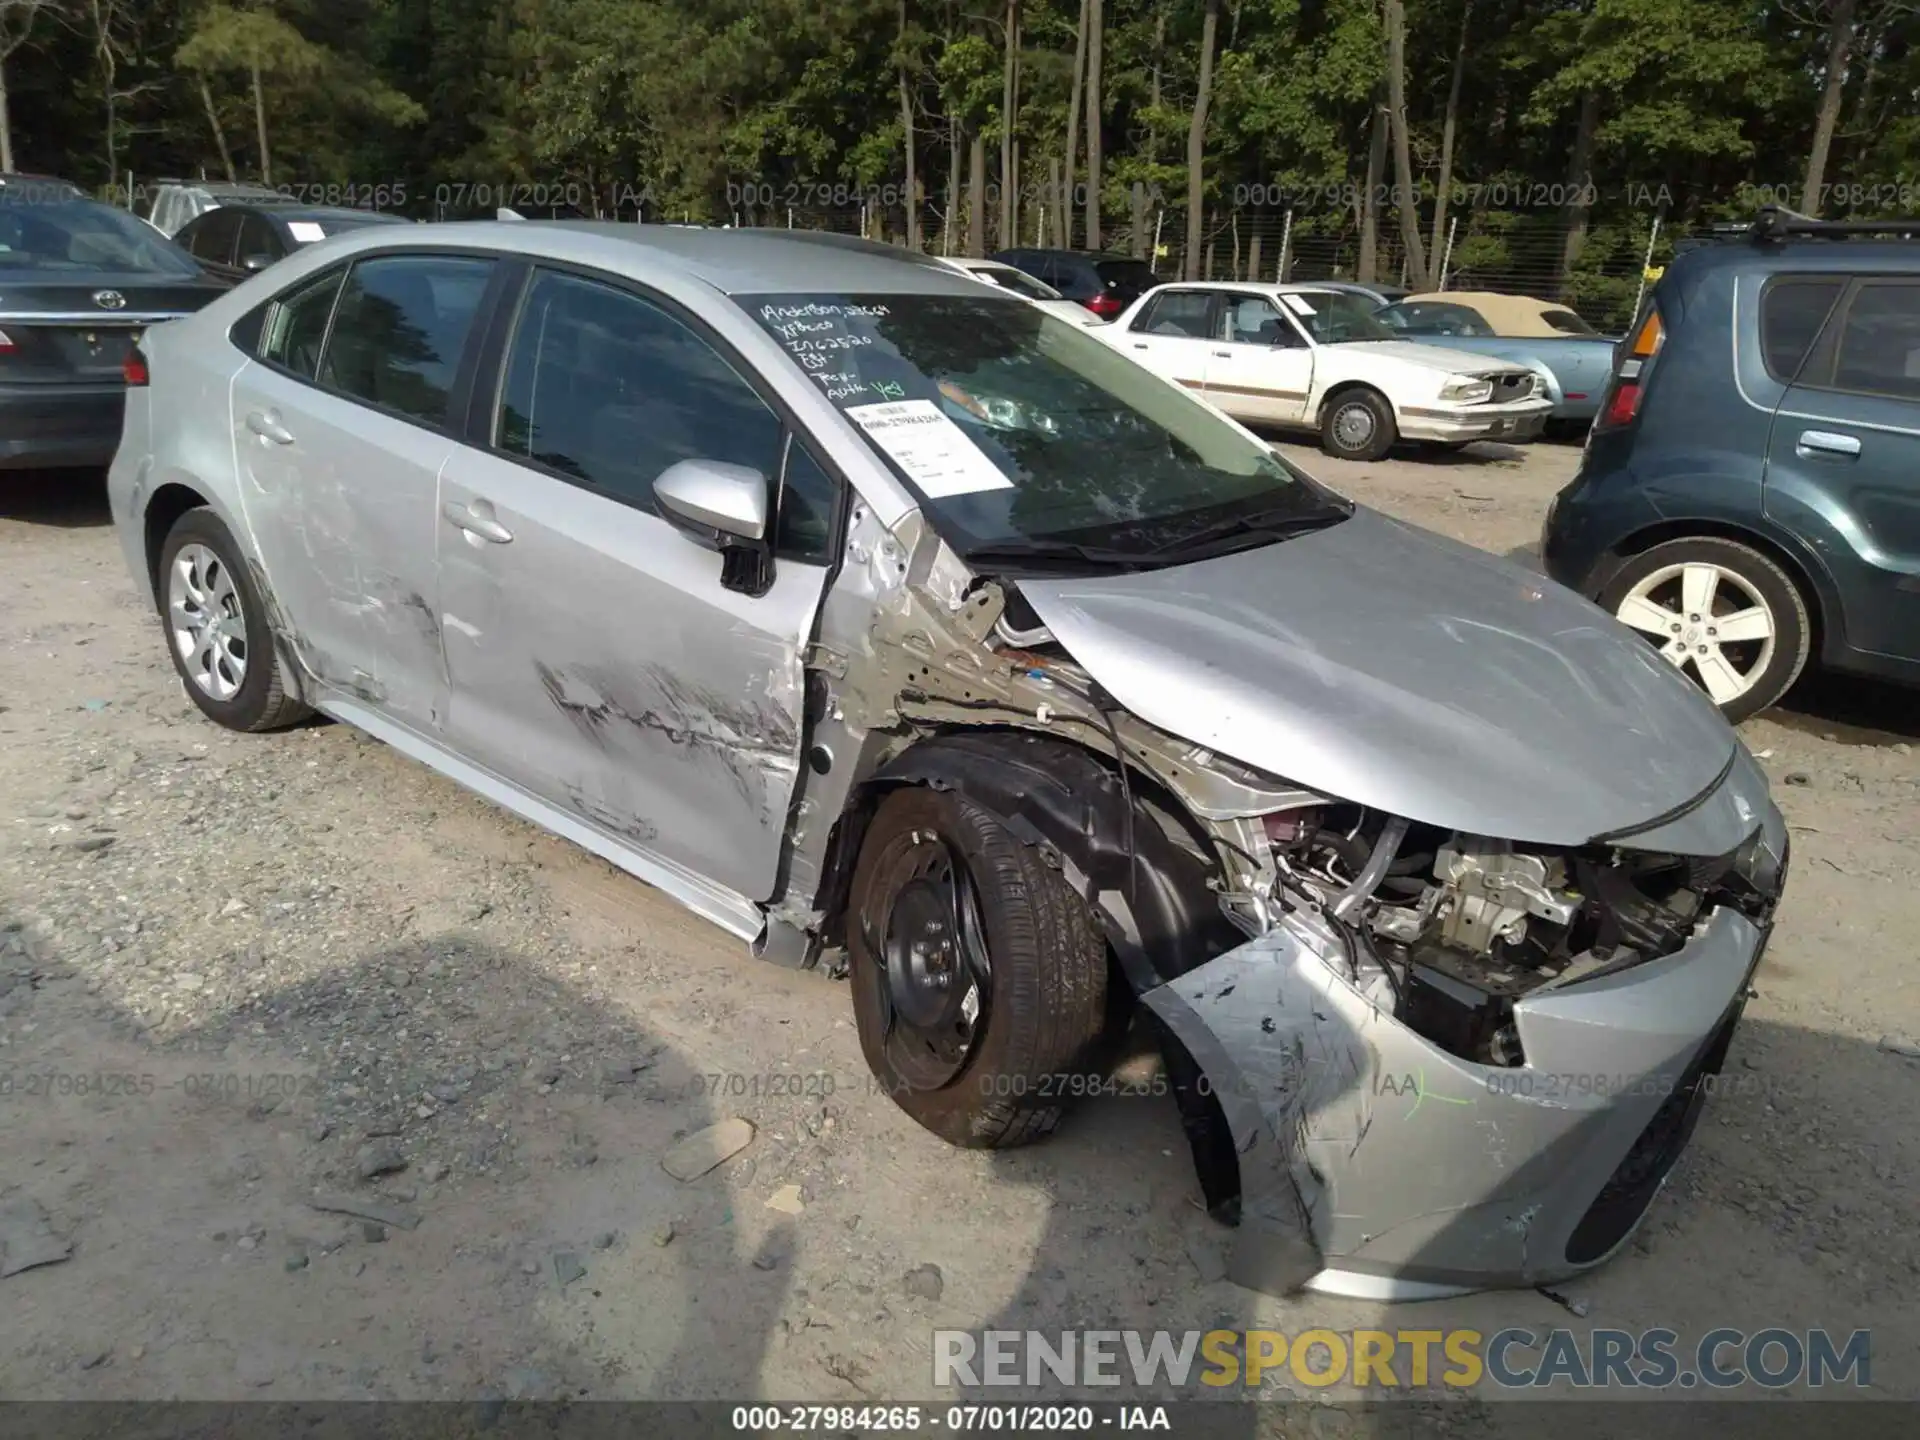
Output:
[{"xmin": 1431, "ymin": 839, "xmax": 1579, "ymax": 954}]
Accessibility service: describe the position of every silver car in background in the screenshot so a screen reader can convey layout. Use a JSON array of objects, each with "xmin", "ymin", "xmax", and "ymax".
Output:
[{"xmin": 107, "ymin": 223, "xmax": 1787, "ymax": 1301}]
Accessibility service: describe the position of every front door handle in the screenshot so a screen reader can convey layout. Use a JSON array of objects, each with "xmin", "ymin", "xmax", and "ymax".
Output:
[
  {"xmin": 1132, "ymin": 343, "xmax": 1150, "ymax": 350},
  {"xmin": 441, "ymin": 499, "xmax": 514, "ymax": 544},
  {"xmin": 1211, "ymin": 349, "xmax": 1233, "ymax": 358},
  {"xmin": 244, "ymin": 409, "xmax": 294, "ymax": 445},
  {"xmin": 1797, "ymin": 429, "xmax": 1861, "ymax": 459}
]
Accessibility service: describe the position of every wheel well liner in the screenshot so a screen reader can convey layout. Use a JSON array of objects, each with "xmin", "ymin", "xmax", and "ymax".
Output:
[
  {"xmin": 143, "ymin": 481, "xmax": 212, "ymax": 602},
  {"xmin": 813, "ymin": 728, "xmax": 1247, "ymax": 1218}
]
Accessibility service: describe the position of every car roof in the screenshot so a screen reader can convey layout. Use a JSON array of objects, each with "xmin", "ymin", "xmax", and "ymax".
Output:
[
  {"xmin": 384, "ymin": 222, "xmax": 991, "ymax": 297},
  {"xmin": 267, "ymin": 204, "xmax": 411, "ymax": 225}
]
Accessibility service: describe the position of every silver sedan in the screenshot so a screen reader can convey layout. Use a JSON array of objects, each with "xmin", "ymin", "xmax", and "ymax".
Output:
[{"xmin": 108, "ymin": 221, "xmax": 1787, "ymax": 1301}]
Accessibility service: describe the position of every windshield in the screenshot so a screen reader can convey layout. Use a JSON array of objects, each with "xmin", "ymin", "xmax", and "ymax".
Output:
[
  {"xmin": 0, "ymin": 196, "xmax": 201, "ymax": 275},
  {"xmin": 972, "ymin": 264, "xmax": 1060, "ymax": 302},
  {"xmin": 1289, "ymin": 290, "xmax": 1396, "ymax": 343},
  {"xmin": 742, "ymin": 292, "xmax": 1350, "ymax": 565}
]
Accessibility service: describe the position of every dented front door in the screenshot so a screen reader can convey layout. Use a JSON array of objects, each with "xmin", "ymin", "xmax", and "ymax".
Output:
[{"xmin": 435, "ymin": 451, "xmax": 824, "ymax": 902}]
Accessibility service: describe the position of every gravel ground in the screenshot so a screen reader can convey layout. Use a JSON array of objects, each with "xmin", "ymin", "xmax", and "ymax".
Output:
[{"xmin": 1, "ymin": 443, "xmax": 1916, "ymax": 1416}]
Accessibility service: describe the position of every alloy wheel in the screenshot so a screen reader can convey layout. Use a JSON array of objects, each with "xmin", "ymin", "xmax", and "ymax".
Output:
[
  {"xmin": 1614, "ymin": 561, "xmax": 1776, "ymax": 707},
  {"xmin": 168, "ymin": 542, "xmax": 249, "ymax": 702}
]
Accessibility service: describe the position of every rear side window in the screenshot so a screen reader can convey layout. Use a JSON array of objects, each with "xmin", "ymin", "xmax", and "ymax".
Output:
[
  {"xmin": 1095, "ymin": 259, "xmax": 1158, "ymax": 295},
  {"xmin": 1831, "ymin": 281, "xmax": 1920, "ymax": 401},
  {"xmin": 1134, "ymin": 289, "xmax": 1214, "ymax": 338},
  {"xmin": 1540, "ymin": 308, "xmax": 1596, "ymax": 336},
  {"xmin": 184, "ymin": 210, "xmax": 241, "ymax": 265},
  {"xmin": 318, "ymin": 254, "xmax": 494, "ymax": 427},
  {"xmin": 236, "ymin": 212, "xmax": 281, "ymax": 266},
  {"xmin": 257, "ymin": 269, "xmax": 344, "ymax": 379},
  {"xmin": 1761, "ymin": 278, "xmax": 1845, "ymax": 384},
  {"xmin": 494, "ymin": 268, "xmax": 783, "ymax": 509}
]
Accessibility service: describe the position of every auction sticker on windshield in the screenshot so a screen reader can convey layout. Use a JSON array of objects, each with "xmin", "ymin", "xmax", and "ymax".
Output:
[
  {"xmin": 1281, "ymin": 293, "xmax": 1317, "ymax": 316},
  {"xmin": 845, "ymin": 399, "xmax": 1014, "ymax": 498},
  {"xmin": 287, "ymin": 221, "xmax": 326, "ymax": 243}
]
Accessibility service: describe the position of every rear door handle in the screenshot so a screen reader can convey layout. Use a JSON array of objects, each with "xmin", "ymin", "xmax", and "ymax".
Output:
[
  {"xmin": 244, "ymin": 409, "xmax": 294, "ymax": 445},
  {"xmin": 1796, "ymin": 429, "xmax": 1861, "ymax": 459},
  {"xmin": 1131, "ymin": 343, "xmax": 1150, "ymax": 350},
  {"xmin": 1211, "ymin": 349, "xmax": 1233, "ymax": 358},
  {"xmin": 441, "ymin": 499, "xmax": 514, "ymax": 544}
]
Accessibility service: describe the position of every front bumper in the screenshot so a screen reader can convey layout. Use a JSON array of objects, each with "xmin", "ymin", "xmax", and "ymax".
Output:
[
  {"xmin": 1399, "ymin": 400, "xmax": 1552, "ymax": 444},
  {"xmin": 1145, "ymin": 891, "xmax": 1775, "ymax": 1299},
  {"xmin": 0, "ymin": 382, "xmax": 127, "ymax": 470}
]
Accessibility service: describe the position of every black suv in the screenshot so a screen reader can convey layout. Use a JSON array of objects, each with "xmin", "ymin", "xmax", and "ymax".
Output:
[
  {"xmin": 1543, "ymin": 207, "xmax": 1920, "ymax": 721},
  {"xmin": 990, "ymin": 248, "xmax": 1159, "ymax": 320}
]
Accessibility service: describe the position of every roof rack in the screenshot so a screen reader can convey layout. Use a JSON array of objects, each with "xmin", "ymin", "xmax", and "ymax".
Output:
[{"xmin": 1747, "ymin": 204, "xmax": 1920, "ymax": 242}]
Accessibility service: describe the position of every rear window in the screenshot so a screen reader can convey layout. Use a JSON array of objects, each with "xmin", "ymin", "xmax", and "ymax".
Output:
[
  {"xmin": 0, "ymin": 196, "xmax": 201, "ymax": 275},
  {"xmin": 1540, "ymin": 308, "xmax": 1597, "ymax": 336},
  {"xmin": 1760, "ymin": 277, "xmax": 1846, "ymax": 384},
  {"xmin": 1094, "ymin": 259, "xmax": 1157, "ymax": 294}
]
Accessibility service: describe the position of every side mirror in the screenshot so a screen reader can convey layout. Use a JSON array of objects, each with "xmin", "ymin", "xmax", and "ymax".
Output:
[
  {"xmin": 653, "ymin": 458, "xmax": 775, "ymax": 597},
  {"xmin": 241, "ymin": 253, "xmax": 274, "ymax": 273}
]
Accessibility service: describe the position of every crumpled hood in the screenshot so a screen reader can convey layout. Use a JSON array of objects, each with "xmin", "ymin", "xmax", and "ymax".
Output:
[{"xmin": 1015, "ymin": 507, "xmax": 1741, "ymax": 848}]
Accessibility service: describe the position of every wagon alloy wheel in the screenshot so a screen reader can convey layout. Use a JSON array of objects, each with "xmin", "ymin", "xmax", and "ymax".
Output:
[
  {"xmin": 169, "ymin": 543, "xmax": 249, "ymax": 702},
  {"xmin": 863, "ymin": 829, "xmax": 992, "ymax": 1092},
  {"xmin": 1597, "ymin": 536, "xmax": 1812, "ymax": 723}
]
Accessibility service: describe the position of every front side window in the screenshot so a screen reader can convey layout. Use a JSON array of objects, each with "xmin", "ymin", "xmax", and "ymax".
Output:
[
  {"xmin": 318, "ymin": 254, "xmax": 494, "ymax": 427},
  {"xmin": 257, "ymin": 269, "xmax": 344, "ymax": 378},
  {"xmin": 495, "ymin": 268, "xmax": 783, "ymax": 507},
  {"xmin": 1220, "ymin": 294, "xmax": 1296, "ymax": 346},
  {"xmin": 236, "ymin": 213, "xmax": 281, "ymax": 266},
  {"xmin": 1831, "ymin": 281, "xmax": 1920, "ymax": 401},
  {"xmin": 743, "ymin": 292, "xmax": 1351, "ymax": 567}
]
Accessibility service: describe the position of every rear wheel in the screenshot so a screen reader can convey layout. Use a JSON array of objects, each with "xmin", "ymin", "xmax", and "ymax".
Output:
[
  {"xmin": 157, "ymin": 508, "xmax": 310, "ymax": 733},
  {"xmin": 1320, "ymin": 388, "xmax": 1396, "ymax": 461},
  {"xmin": 848, "ymin": 786, "xmax": 1110, "ymax": 1149},
  {"xmin": 1597, "ymin": 536, "xmax": 1812, "ymax": 723}
]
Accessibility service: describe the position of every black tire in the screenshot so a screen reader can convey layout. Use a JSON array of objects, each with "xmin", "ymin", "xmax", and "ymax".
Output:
[
  {"xmin": 155, "ymin": 507, "xmax": 310, "ymax": 733},
  {"xmin": 1595, "ymin": 536, "xmax": 1813, "ymax": 723},
  {"xmin": 1320, "ymin": 387, "xmax": 1397, "ymax": 461},
  {"xmin": 848, "ymin": 786, "xmax": 1110, "ymax": 1150}
]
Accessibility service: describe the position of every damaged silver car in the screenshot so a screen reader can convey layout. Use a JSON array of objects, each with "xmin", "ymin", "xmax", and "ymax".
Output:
[{"xmin": 107, "ymin": 223, "xmax": 1788, "ymax": 1301}]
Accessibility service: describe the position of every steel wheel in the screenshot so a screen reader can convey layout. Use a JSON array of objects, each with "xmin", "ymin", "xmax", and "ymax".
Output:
[
  {"xmin": 859, "ymin": 826, "xmax": 992, "ymax": 1093},
  {"xmin": 1614, "ymin": 560, "xmax": 1777, "ymax": 708},
  {"xmin": 168, "ymin": 542, "xmax": 249, "ymax": 702}
]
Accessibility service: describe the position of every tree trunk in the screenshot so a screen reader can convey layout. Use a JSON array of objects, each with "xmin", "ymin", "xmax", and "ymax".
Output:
[
  {"xmin": 1802, "ymin": 0, "xmax": 1858, "ymax": 217},
  {"xmin": 1428, "ymin": 0, "xmax": 1470, "ymax": 270},
  {"xmin": 251, "ymin": 55, "xmax": 271, "ymax": 186},
  {"xmin": 1130, "ymin": 178, "xmax": 1147, "ymax": 257},
  {"xmin": 0, "ymin": 60, "xmax": 12, "ymax": 173},
  {"xmin": 1384, "ymin": 0, "xmax": 1430, "ymax": 289},
  {"xmin": 1182, "ymin": 0, "xmax": 1219, "ymax": 281},
  {"xmin": 946, "ymin": 122, "xmax": 961, "ymax": 254},
  {"xmin": 1146, "ymin": 3, "xmax": 1163, "ymax": 166},
  {"xmin": 1062, "ymin": 0, "xmax": 1088, "ymax": 249},
  {"xmin": 1558, "ymin": 88, "xmax": 1599, "ymax": 289},
  {"xmin": 898, "ymin": 0, "xmax": 919, "ymax": 248},
  {"xmin": 1084, "ymin": 0, "xmax": 1103, "ymax": 249},
  {"xmin": 968, "ymin": 129, "xmax": 986, "ymax": 255},
  {"xmin": 1357, "ymin": 103, "xmax": 1386, "ymax": 283},
  {"xmin": 999, "ymin": 0, "xmax": 1019, "ymax": 250},
  {"xmin": 199, "ymin": 76, "xmax": 237, "ymax": 183}
]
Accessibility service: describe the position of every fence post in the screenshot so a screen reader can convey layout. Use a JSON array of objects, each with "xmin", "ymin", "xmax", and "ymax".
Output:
[
  {"xmin": 1629, "ymin": 212, "xmax": 1663, "ymax": 323},
  {"xmin": 1278, "ymin": 207, "xmax": 1293, "ymax": 282},
  {"xmin": 1438, "ymin": 214, "xmax": 1458, "ymax": 290},
  {"xmin": 1151, "ymin": 207, "xmax": 1164, "ymax": 271}
]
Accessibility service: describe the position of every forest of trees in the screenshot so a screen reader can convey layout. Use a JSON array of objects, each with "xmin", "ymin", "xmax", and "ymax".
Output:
[{"xmin": 2, "ymin": 1, "xmax": 1916, "ymax": 324}]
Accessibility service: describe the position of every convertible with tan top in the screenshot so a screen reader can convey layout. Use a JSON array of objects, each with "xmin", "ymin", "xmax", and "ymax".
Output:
[{"xmin": 1103, "ymin": 280, "xmax": 1551, "ymax": 460}]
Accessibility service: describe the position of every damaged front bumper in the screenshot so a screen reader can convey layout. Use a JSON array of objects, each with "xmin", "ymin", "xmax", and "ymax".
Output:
[{"xmin": 1145, "ymin": 895, "xmax": 1772, "ymax": 1300}]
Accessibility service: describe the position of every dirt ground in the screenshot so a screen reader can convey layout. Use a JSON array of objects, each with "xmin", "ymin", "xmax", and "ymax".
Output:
[{"xmin": 1, "ymin": 439, "xmax": 1915, "ymax": 1419}]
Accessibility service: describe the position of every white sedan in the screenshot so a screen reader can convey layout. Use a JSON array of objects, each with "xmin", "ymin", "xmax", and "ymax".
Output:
[
  {"xmin": 935, "ymin": 256, "xmax": 1111, "ymax": 327},
  {"xmin": 1102, "ymin": 281, "xmax": 1553, "ymax": 460}
]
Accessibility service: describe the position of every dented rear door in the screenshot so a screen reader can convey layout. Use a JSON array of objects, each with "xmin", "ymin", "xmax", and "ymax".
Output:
[{"xmin": 436, "ymin": 265, "xmax": 827, "ymax": 903}]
